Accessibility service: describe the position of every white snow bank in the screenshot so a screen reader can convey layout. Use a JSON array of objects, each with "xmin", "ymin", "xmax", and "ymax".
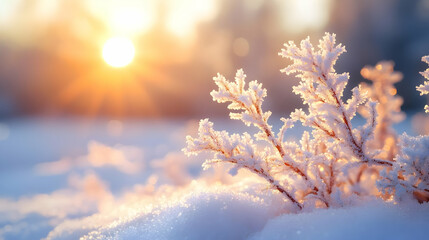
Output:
[
  {"xmin": 46, "ymin": 181, "xmax": 282, "ymax": 240},
  {"xmin": 249, "ymin": 201, "xmax": 429, "ymax": 240},
  {"xmin": 84, "ymin": 193, "xmax": 274, "ymax": 240},
  {"xmin": 45, "ymin": 184, "xmax": 429, "ymax": 240}
]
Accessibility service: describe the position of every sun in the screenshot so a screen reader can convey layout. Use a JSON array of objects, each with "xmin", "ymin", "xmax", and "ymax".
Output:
[{"xmin": 102, "ymin": 37, "xmax": 135, "ymax": 68}]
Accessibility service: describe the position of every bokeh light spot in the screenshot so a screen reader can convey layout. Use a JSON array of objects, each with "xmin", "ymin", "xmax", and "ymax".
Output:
[{"xmin": 233, "ymin": 38, "xmax": 249, "ymax": 57}]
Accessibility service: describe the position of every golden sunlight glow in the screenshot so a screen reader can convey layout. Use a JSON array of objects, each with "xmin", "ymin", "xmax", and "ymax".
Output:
[
  {"xmin": 111, "ymin": 7, "xmax": 154, "ymax": 35},
  {"xmin": 280, "ymin": 0, "xmax": 332, "ymax": 33},
  {"xmin": 165, "ymin": 0, "xmax": 217, "ymax": 37},
  {"xmin": 102, "ymin": 37, "xmax": 135, "ymax": 68}
]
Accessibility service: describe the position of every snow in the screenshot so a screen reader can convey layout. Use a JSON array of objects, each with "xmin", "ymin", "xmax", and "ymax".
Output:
[
  {"xmin": 250, "ymin": 201, "xmax": 429, "ymax": 240},
  {"xmin": 42, "ymin": 181, "xmax": 429, "ymax": 240},
  {"xmin": 49, "ymin": 186, "xmax": 277, "ymax": 240},
  {"xmin": 48, "ymin": 194, "xmax": 429, "ymax": 240},
  {"xmin": 0, "ymin": 117, "xmax": 427, "ymax": 240}
]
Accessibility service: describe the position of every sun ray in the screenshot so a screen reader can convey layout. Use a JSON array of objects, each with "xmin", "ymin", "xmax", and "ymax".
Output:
[{"xmin": 86, "ymin": 85, "xmax": 106, "ymax": 118}]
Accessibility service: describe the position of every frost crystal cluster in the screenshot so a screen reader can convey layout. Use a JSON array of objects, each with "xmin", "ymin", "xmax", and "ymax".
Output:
[
  {"xmin": 184, "ymin": 33, "xmax": 429, "ymax": 210},
  {"xmin": 418, "ymin": 56, "xmax": 429, "ymax": 113},
  {"xmin": 378, "ymin": 56, "xmax": 429, "ymax": 202},
  {"xmin": 360, "ymin": 61, "xmax": 404, "ymax": 161}
]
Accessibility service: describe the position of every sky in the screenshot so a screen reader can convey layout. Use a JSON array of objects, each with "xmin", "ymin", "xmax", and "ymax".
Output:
[{"xmin": 0, "ymin": 0, "xmax": 428, "ymax": 119}]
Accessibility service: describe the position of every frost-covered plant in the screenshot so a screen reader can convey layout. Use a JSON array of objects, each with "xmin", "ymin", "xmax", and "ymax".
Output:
[
  {"xmin": 378, "ymin": 134, "xmax": 429, "ymax": 201},
  {"xmin": 412, "ymin": 56, "xmax": 429, "ymax": 135},
  {"xmin": 417, "ymin": 56, "xmax": 429, "ymax": 113},
  {"xmin": 184, "ymin": 69, "xmax": 306, "ymax": 210},
  {"xmin": 278, "ymin": 34, "xmax": 392, "ymax": 167},
  {"xmin": 184, "ymin": 34, "xmax": 428, "ymax": 210},
  {"xmin": 360, "ymin": 61, "xmax": 404, "ymax": 161},
  {"xmin": 378, "ymin": 56, "xmax": 429, "ymax": 202},
  {"xmin": 277, "ymin": 34, "xmax": 394, "ymax": 198},
  {"xmin": 350, "ymin": 61, "xmax": 405, "ymax": 192}
]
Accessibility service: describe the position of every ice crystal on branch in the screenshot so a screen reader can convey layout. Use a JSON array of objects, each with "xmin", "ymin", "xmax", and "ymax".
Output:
[
  {"xmin": 412, "ymin": 57, "xmax": 429, "ymax": 134},
  {"xmin": 184, "ymin": 70, "xmax": 304, "ymax": 210},
  {"xmin": 360, "ymin": 61, "xmax": 404, "ymax": 160},
  {"xmin": 185, "ymin": 33, "xmax": 429, "ymax": 211},
  {"xmin": 378, "ymin": 56, "xmax": 429, "ymax": 202},
  {"xmin": 379, "ymin": 134, "xmax": 429, "ymax": 201},
  {"xmin": 279, "ymin": 33, "xmax": 390, "ymax": 168},
  {"xmin": 418, "ymin": 56, "xmax": 429, "ymax": 113},
  {"xmin": 211, "ymin": 69, "xmax": 271, "ymax": 128}
]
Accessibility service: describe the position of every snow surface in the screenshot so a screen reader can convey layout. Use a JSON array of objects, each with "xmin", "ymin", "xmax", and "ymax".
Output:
[
  {"xmin": 47, "ymin": 191, "xmax": 429, "ymax": 240},
  {"xmin": 250, "ymin": 201, "xmax": 429, "ymax": 240},
  {"xmin": 0, "ymin": 117, "xmax": 426, "ymax": 240},
  {"xmin": 48, "ymin": 185, "xmax": 278, "ymax": 240}
]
